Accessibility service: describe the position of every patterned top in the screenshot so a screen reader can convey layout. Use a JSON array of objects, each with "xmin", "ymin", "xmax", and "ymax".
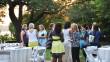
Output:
[{"xmin": 69, "ymin": 32, "xmax": 80, "ymax": 47}]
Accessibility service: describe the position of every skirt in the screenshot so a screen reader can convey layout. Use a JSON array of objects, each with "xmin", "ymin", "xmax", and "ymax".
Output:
[
  {"xmin": 28, "ymin": 41, "xmax": 38, "ymax": 48},
  {"xmin": 51, "ymin": 41, "xmax": 65, "ymax": 54}
]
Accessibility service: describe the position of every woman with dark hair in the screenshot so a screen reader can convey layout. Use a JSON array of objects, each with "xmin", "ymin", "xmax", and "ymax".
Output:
[
  {"xmin": 46, "ymin": 23, "xmax": 55, "ymax": 49},
  {"xmin": 79, "ymin": 24, "xmax": 89, "ymax": 61},
  {"xmin": 48, "ymin": 23, "xmax": 65, "ymax": 62},
  {"xmin": 89, "ymin": 25, "xmax": 101, "ymax": 47},
  {"xmin": 63, "ymin": 22, "xmax": 72, "ymax": 62}
]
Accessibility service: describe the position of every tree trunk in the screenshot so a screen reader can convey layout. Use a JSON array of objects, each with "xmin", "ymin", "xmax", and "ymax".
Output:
[
  {"xmin": 8, "ymin": 0, "xmax": 22, "ymax": 42},
  {"xmin": 19, "ymin": 0, "xmax": 23, "ymax": 23}
]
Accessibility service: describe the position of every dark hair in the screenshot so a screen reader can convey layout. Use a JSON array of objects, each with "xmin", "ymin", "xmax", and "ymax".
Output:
[
  {"xmin": 93, "ymin": 25, "xmax": 99, "ymax": 31},
  {"xmin": 78, "ymin": 24, "xmax": 81, "ymax": 32},
  {"xmin": 54, "ymin": 23, "xmax": 62, "ymax": 35},
  {"xmin": 85, "ymin": 24, "xmax": 92, "ymax": 30},
  {"xmin": 64, "ymin": 22, "xmax": 71, "ymax": 29}
]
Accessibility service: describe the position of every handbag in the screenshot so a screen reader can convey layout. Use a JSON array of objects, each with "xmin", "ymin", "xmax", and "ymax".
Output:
[{"xmin": 80, "ymin": 40, "xmax": 87, "ymax": 48}]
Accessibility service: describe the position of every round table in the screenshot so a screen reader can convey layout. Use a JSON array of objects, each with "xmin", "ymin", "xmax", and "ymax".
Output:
[{"xmin": 0, "ymin": 47, "xmax": 32, "ymax": 62}]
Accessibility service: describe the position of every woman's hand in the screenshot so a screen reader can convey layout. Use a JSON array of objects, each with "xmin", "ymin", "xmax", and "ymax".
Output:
[{"xmin": 20, "ymin": 42, "xmax": 24, "ymax": 48}]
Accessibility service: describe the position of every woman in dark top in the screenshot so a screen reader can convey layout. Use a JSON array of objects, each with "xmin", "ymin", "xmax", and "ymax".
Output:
[
  {"xmin": 47, "ymin": 23, "xmax": 65, "ymax": 62},
  {"xmin": 20, "ymin": 24, "xmax": 28, "ymax": 47},
  {"xmin": 89, "ymin": 25, "xmax": 101, "ymax": 47},
  {"xmin": 46, "ymin": 23, "xmax": 55, "ymax": 49}
]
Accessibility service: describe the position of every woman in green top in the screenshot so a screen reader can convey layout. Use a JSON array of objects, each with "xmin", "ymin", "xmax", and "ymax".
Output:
[{"xmin": 48, "ymin": 23, "xmax": 65, "ymax": 62}]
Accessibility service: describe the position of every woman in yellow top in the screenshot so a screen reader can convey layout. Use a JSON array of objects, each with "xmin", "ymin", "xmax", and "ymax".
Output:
[
  {"xmin": 48, "ymin": 23, "xmax": 65, "ymax": 62},
  {"xmin": 27, "ymin": 23, "xmax": 38, "ymax": 47}
]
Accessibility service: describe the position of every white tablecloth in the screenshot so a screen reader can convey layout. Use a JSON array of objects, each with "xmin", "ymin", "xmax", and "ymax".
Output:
[
  {"xmin": 98, "ymin": 47, "xmax": 110, "ymax": 62},
  {"xmin": 0, "ymin": 47, "xmax": 32, "ymax": 62}
]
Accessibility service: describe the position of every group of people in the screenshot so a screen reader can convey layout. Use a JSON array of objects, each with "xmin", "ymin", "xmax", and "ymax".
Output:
[
  {"xmin": 20, "ymin": 23, "xmax": 47, "ymax": 47},
  {"xmin": 20, "ymin": 22, "xmax": 101, "ymax": 62}
]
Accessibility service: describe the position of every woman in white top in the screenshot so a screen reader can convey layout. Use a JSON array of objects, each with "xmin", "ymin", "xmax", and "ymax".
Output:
[
  {"xmin": 91, "ymin": 22, "xmax": 100, "ymax": 32},
  {"xmin": 38, "ymin": 24, "xmax": 47, "ymax": 46},
  {"xmin": 62, "ymin": 22, "xmax": 72, "ymax": 62},
  {"xmin": 27, "ymin": 23, "xmax": 38, "ymax": 47}
]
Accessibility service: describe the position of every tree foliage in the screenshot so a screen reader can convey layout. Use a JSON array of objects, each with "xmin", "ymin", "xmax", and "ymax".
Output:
[
  {"xmin": 0, "ymin": 0, "xmax": 7, "ymax": 7},
  {"xmin": 9, "ymin": 23, "xmax": 15, "ymax": 36},
  {"xmin": 95, "ymin": 0, "xmax": 110, "ymax": 36},
  {"xmin": 0, "ymin": 0, "xmax": 110, "ymax": 41},
  {"xmin": 67, "ymin": 0, "xmax": 96, "ymax": 23}
]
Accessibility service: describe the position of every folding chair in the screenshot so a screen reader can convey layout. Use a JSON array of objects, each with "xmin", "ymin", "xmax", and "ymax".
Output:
[
  {"xmin": 84, "ymin": 46, "xmax": 101, "ymax": 62},
  {"xmin": 37, "ymin": 46, "xmax": 46, "ymax": 62},
  {"xmin": 32, "ymin": 46, "xmax": 46, "ymax": 62}
]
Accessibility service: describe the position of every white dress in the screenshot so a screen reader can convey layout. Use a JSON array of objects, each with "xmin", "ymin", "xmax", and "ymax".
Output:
[
  {"xmin": 27, "ymin": 29, "xmax": 38, "ymax": 42},
  {"xmin": 62, "ymin": 29, "xmax": 72, "ymax": 62}
]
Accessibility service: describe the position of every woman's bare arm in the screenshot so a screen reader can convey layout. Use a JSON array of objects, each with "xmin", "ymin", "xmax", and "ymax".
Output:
[{"xmin": 20, "ymin": 31, "xmax": 25, "ymax": 43}]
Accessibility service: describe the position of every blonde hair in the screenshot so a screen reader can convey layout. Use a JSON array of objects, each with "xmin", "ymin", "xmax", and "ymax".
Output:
[
  {"xmin": 29, "ymin": 23, "xmax": 35, "ymax": 29},
  {"xmin": 93, "ymin": 22, "xmax": 97, "ymax": 25},
  {"xmin": 39, "ymin": 24, "xmax": 45, "ymax": 30},
  {"xmin": 22, "ymin": 24, "xmax": 27, "ymax": 29},
  {"xmin": 71, "ymin": 23, "xmax": 79, "ymax": 32}
]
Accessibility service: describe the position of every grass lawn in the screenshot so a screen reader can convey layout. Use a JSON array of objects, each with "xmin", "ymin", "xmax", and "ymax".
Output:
[
  {"xmin": 46, "ymin": 41, "xmax": 110, "ymax": 62},
  {"xmin": 46, "ymin": 49, "xmax": 85, "ymax": 62},
  {"xmin": 45, "ymin": 42, "xmax": 110, "ymax": 61},
  {"xmin": 46, "ymin": 49, "xmax": 51, "ymax": 60}
]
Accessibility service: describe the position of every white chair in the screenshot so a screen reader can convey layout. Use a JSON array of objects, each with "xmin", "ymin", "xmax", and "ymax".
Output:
[
  {"xmin": 84, "ymin": 46, "xmax": 101, "ymax": 62},
  {"xmin": 31, "ymin": 46, "xmax": 46, "ymax": 62},
  {"xmin": 37, "ymin": 46, "xmax": 46, "ymax": 62}
]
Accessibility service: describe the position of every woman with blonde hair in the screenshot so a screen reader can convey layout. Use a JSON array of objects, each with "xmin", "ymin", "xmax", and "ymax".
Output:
[
  {"xmin": 27, "ymin": 23, "xmax": 38, "ymax": 47},
  {"xmin": 20, "ymin": 24, "xmax": 28, "ymax": 47},
  {"xmin": 38, "ymin": 24, "xmax": 47, "ymax": 46},
  {"xmin": 69, "ymin": 23, "xmax": 80, "ymax": 62}
]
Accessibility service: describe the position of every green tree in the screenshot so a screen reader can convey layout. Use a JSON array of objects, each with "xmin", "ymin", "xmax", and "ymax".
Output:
[
  {"xmin": 95, "ymin": 0, "xmax": 110, "ymax": 36},
  {"xmin": 9, "ymin": 23, "xmax": 15, "ymax": 37},
  {"xmin": 0, "ymin": 0, "xmax": 60, "ymax": 41},
  {"xmin": 1, "ymin": 0, "xmax": 110, "ymax": 42},
  {"xmin": 1, "ymin": 0, "xmax": 29, "ymax": 42},
  {"xmin": 67, "ymin": 0, "xmax": 96, "ymax": 23}
]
